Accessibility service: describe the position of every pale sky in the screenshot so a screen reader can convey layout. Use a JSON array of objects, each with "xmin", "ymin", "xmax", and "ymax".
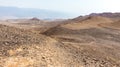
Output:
[{"xmin": 0, "ymin": 0, "xmax": 120, "ymax": 16}]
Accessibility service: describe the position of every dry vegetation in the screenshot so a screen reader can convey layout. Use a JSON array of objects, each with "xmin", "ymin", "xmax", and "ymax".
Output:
[{"xmin": 0, "ymin": 14, "xmax": 120, "ymax": 67}]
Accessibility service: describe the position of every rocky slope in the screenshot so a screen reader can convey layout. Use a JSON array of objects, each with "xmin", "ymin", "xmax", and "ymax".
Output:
[{"xmin": 0, "ymin": 24, "xmax": 77, "ymax": 67}]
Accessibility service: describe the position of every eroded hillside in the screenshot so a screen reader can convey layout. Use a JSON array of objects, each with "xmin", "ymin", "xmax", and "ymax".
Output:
[{"xmin": 43, "ymin": 16, "xmax": 120, "ymax": 67}]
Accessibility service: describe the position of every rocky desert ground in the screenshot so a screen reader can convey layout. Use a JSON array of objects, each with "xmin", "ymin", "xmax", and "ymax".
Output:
[{"xmin": 0, "ymin": 13, "xmax": 120, "ymax": 67}]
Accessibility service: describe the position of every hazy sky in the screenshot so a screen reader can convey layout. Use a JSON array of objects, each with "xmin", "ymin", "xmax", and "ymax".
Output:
[{"xmin": 0, "ymin": 0, "xmax": 120, "ymax": 16}]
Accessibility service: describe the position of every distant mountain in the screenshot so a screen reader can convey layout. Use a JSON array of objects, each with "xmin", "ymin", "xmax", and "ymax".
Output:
[
  {"xmin": 0, "ymin": 6, "xmax": 71, "ymax": 19},
  {"xmin": 89, "ymin": 12, "xmax": 120, "ymax": 18}
]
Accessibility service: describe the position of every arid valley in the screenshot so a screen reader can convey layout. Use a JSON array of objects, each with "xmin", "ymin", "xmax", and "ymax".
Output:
[{"xmin": 0, "ymin": 13, "xmax": 120, "ymax": 67}]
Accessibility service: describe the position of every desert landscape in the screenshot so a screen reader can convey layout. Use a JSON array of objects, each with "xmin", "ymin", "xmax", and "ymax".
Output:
[{"xmin": 0, "ymin": 13, "xmax": 119, "ymax": 67}]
